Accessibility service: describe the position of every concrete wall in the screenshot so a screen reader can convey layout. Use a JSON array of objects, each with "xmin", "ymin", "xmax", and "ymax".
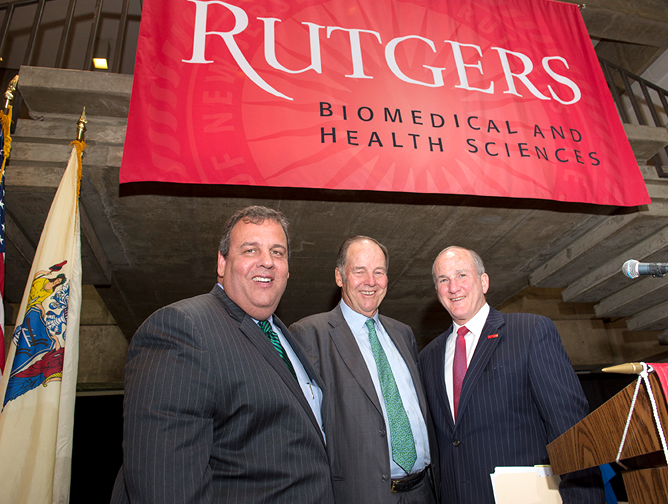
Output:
[{"xmin": 497, "ymin": 286, "xmax": 665, "ymax": 368}]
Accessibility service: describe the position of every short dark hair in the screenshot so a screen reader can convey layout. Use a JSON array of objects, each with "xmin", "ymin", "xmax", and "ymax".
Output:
[
  {"xmin": 219, "ymin": 206, "xmax": 290, "ymax": 258},
  {"xmin": 335, "ymin": 236, "xmax": 389, "ymax": 282}
]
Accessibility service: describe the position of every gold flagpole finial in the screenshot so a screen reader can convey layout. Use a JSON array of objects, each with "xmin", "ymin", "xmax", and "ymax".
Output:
[
  {"xmin": 76, "ymin": 107, "xmax": 87, "ymax": 142},
  {"xmin": 3, "ymin": 74, "xmax": 18, "ymax": 111},
  {"xmin": 601, "ymin": 362, "xmax": 644, "ymax": 374}
]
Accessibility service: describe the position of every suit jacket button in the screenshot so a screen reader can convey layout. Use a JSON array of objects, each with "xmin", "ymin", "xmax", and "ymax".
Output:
[
  {"xmin": 379, "ymin": 429, "xmax": 386, "ymax": 437},
  {"xmin": 453, "ymin": 439, "xmax": 461, "ymax": 447},
  {"xmin": 382, "ymin": 475, "xmax": 389, "ymax": 482}
]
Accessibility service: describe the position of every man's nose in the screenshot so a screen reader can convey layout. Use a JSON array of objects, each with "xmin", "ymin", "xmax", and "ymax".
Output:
[{"xmin": 257, "ymin": 250, "xmax": 274, "ymax": 267}]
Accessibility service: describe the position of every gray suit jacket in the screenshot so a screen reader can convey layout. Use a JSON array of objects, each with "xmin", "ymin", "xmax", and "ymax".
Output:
[
  {"xmin": 111, "ymin": 286, "xmax": 334, "ymax": 504},
  {"xmin": 290, "ymin": 304, "xmax": 439, "ymax": 504}
]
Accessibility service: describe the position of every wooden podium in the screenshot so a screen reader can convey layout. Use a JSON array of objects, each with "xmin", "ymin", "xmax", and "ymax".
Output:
[{"xmin": 547, "ymin": 372, "xmax": 668, "ymax": 503}]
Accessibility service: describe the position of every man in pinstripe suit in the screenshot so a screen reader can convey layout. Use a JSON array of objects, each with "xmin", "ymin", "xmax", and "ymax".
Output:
[
  {"xmin": 111, "ymin": 206, "xmax": 334, "ymax": 504},
  {"xmin": 419, "ymin": 246, "xmax": 604, "ymax": 504}
]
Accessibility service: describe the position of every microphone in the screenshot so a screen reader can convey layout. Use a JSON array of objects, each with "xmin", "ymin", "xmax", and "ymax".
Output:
[{"xmin": 622, "ymin": 259, "xmax": 668, "ymax": 279}]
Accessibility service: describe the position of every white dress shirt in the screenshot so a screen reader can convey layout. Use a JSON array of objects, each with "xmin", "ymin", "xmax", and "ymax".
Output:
[
  {"xmin": 444, "ymin": 303, "xmax": 490, "ymax": 422},
  {"xmin": 340, "ymin": 300, "xmax": 430, "ymax": 477}
]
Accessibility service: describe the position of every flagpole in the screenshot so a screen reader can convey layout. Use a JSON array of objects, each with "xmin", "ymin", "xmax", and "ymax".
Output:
[
  {"xmin": 52, "ymin": 108, "xmax": 87, "ymax": 504},
  {"xmin": 76, "ymin": 106, "xmax": 86, "ymax": 142},
  {"xmin": 0, "ymin": 74, "xmax": 17, "ymax": 377},
  {"xmin": 0, "ymin": 104, "xmax": 85, "ymax": 504},
  {"xmin": 3, "ymin": 75, "xmax": 18, "ymax": 112}
]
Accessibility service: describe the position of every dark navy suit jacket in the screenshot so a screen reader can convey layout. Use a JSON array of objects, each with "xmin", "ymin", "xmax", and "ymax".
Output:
[{"xmin": 418, "ymin": 307, "xmax": 604, "ymax": 504}]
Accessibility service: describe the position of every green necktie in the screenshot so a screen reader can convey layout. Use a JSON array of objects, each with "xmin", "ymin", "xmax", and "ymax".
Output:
[
  {"xmin": 258, "ymin": 320, "xmax": 297, "ymax": 380},
  {"xmin": 366, "ymin": 318, "xmax": 417, "ymax": 474}
]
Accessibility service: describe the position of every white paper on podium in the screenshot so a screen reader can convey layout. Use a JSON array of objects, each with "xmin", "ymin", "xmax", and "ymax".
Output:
[{"xmin": 490, "ymin": 466, "xmax": 562, "ymax": 504}]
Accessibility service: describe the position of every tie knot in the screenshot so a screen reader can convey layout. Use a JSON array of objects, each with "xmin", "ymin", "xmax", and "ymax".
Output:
[
  {"xmin": 365, "ymin": 318, "xmax": 375, "ymax": 331},
  {"xmin": 457, "ymin": 326, "xmax": 469, "ymax": 338},
  {"xmin": 258, "ymin": 320, "xmax": 272, "ymax": 333}
]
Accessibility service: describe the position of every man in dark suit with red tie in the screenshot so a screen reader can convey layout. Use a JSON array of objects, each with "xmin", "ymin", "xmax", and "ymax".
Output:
[{"xmin": 418, "ymin": 246, "xmax": 605, "ymax": 504}]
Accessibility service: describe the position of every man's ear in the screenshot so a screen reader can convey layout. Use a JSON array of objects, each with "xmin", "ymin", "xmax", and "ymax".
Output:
[
  {"xmin": 335, "ymin": 268, "xmax": 344, "ymax": 288},
  {"xmin": 217, "ymin": 252, "xmax": 226, "ymax": 280},
  {"xmin": 481, "ymin": 273, "xmax": 490, "ymax": 295}
]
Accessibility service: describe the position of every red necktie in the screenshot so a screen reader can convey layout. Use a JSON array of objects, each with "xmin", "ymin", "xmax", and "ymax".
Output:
[{"xmin": 453, "ymin": 326, "xmax": 468, "ymax": 421}]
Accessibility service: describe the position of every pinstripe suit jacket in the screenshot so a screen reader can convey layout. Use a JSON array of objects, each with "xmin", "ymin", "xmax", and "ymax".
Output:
[
  {"xmin": 110, "ymin": 286, "xmax": 334, "ymax": 504},
  {"xmin": 418, "ymin": 308, "xmax": 604, "ymax": 504},
  {"xmin": 290, "ymin": 304, "xmax": 439, "ymax": 504}
]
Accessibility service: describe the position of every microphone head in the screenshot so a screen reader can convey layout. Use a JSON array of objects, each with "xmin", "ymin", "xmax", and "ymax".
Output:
[{"xmin": 623, "ymin": 259, "xmax": 640, "ymax": 279}]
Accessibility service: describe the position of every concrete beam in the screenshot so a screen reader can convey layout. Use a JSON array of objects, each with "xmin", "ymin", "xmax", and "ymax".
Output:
[
  {"xmin": 562, "ymin": 225, "xmax": 668, "ymax": 302},
  {"xmin": 594, "ymin": 276, "xmax": 668, "ymax": 317},
  {"xmin": 80, "ymin": 204, "xmax": 112, "ymax": 285},
  {"xmin": 578, "ymin": 1, "xmax": 668, "ymax": 47},
  {"xmin": 624, "ymin": 123, "xmax": 668, "ymax": 164},
  {"xmin": 18, "ymin": 66, "xmax": 132, "ymax": 117},
  {"xmin": 627, "ymin": 298, "xmax": 668, "ymax": 331},
  {"xmin": 5, "ymin": 165, "xmax": 65, "ymax": 188},
  {"xmin": 530, "ymin": 212, "xmax": 640, "ymax": 286},
  {"xmin": 5, "ymin": 210, "xmax": 35, "ymax": 264}
]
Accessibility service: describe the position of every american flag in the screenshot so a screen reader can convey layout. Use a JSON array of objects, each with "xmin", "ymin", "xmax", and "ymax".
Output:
[{"xmin": 0, "ymin": 107, "xmax": 8, "ymax": 376}]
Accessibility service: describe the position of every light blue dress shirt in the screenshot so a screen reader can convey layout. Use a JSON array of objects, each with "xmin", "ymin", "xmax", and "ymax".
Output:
[
  {"xmin": 340, "ymin": 300, "xmax": 430, "ymax": 477},
  {"xmin": 217, "ymin": 284, "xmax": 325, "ymax": 441},
  {"xmin": 261, "ymin": 315, "xmax": 326, "ymax": 442}
]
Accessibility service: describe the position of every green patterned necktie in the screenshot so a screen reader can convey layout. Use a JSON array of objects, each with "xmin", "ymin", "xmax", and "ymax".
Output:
[
  {"xmin": 366, "ymin": 318, "xmax": 417, "ymax": 474},
  {"xmin": 258, "ymin": 320, "xmax": 297, "ymax": 380}
]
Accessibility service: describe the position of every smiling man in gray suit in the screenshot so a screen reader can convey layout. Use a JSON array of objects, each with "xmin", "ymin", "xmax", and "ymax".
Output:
[
  {"xmin": 111, "ymin": 206, "xmax": 334, "ymax": 504},
  {"xmin": 290, "ymin": 236, "xmax": 438, "ymax": 504}
]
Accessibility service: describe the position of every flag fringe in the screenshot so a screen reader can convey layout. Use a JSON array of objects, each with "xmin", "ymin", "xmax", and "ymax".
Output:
[{"xmin": 0, "ymin": 106, "xmax": 12, "ymax": 179}]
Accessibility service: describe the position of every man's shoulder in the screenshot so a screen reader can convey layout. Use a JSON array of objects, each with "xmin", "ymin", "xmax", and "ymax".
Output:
[
  {"xmin": 290, "ymin": 310, "xmax": 335, "ymax": 330},
  {"xmin": 378, "ymin": 314, "xmax": 412, "ymax": 335},
  {"xmin": 497, "ymin": 310, "xmax": 553, "ymax": 327},
  {"xmin": 164, "ymin": 290, "xmax": 220, "ymax": 311},
  {"xmin": 144, "ymin": 289, "xmax": 227, "ymax": 325},
  {"xmin": 419, "ymin": 326, "xmax": 451, "ymax": 360}
]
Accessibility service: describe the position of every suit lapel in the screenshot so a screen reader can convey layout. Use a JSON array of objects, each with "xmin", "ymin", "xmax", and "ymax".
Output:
[
  {"xmin": 279, "ymin": 317, "xmax": 322, "ymax": 388},
  {"xmin": 211, "ymin": 286, "xmax": 325, "ymax": 443},
  {"xmin": 380, "ymin": 315, "xmax": 430, "ymax": 421},
  {"xmin": 438, "ymin": 326, "xmax": 457, "ymax": 432},
  {"xmin": 455, "ymin": 308, "xmax": 505, "ymax": 428},
  {"xmin": 329, "ymin": 305, "xmax": 384, "ymax": 415}
]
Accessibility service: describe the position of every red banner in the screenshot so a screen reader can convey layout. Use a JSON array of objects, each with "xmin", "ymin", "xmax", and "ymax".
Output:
[{"xmin": 120, "ymin": 0, "xmax": 651, "ymax": 206}]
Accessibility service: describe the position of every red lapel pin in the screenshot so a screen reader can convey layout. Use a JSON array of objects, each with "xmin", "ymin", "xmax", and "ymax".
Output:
[{"xmin": 488, "ymin": 333, "xmax": 499, "ymax": 339}]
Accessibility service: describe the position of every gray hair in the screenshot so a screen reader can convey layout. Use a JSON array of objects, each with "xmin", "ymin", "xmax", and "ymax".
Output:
[
  {"xmin": 432, "ymin": 246, "xmax": 485, "ymax": 286},
  {"xmin": 336, "ymin": 236, "xmax": 389, "ymax": 282},
  {"xmin": 219, "ymin": 206, "xmax": 290, "ymax": 258}
]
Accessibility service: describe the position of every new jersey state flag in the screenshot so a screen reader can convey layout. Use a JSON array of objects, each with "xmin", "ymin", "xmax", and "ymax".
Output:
[{"xmin": 0, "ymin": 141, "xmax": 85, "ymax": 504}]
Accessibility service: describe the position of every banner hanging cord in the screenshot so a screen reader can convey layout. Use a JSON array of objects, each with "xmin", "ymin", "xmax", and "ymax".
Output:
[{"xmin": 615, "ymin": 363, "xmax": 668, "ymax": 469}]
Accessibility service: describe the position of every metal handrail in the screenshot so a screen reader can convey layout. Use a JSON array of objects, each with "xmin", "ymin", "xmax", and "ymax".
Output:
[
  {"xmin": 599, "ymin": 58, "xmax": 668, "ymax": 177},
  {"xmin": 0, "ymin": 0, "xmax": 141, "ymax": 73}
]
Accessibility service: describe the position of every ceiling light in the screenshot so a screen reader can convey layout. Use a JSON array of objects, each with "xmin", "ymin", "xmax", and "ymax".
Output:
[
  {"xmin": 93, "ymin": 39, "xmax": 110, "ymax": 71},
  {"xmin": 93, "ymin": 58, "xmax": 108, "ymax": 70}
]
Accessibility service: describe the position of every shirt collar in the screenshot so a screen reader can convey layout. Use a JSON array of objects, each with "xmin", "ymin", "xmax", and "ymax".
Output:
[
  {"xmin": 218, "ymin": 283, "xmax": 273, "ymax": 325},
  {"xmin": 340, "ymin": 299, "xmax": 380, "ymax": 332},
  {"xmin": 452, "ymin": 303, "xmax": 489, "ymax": 339}
]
